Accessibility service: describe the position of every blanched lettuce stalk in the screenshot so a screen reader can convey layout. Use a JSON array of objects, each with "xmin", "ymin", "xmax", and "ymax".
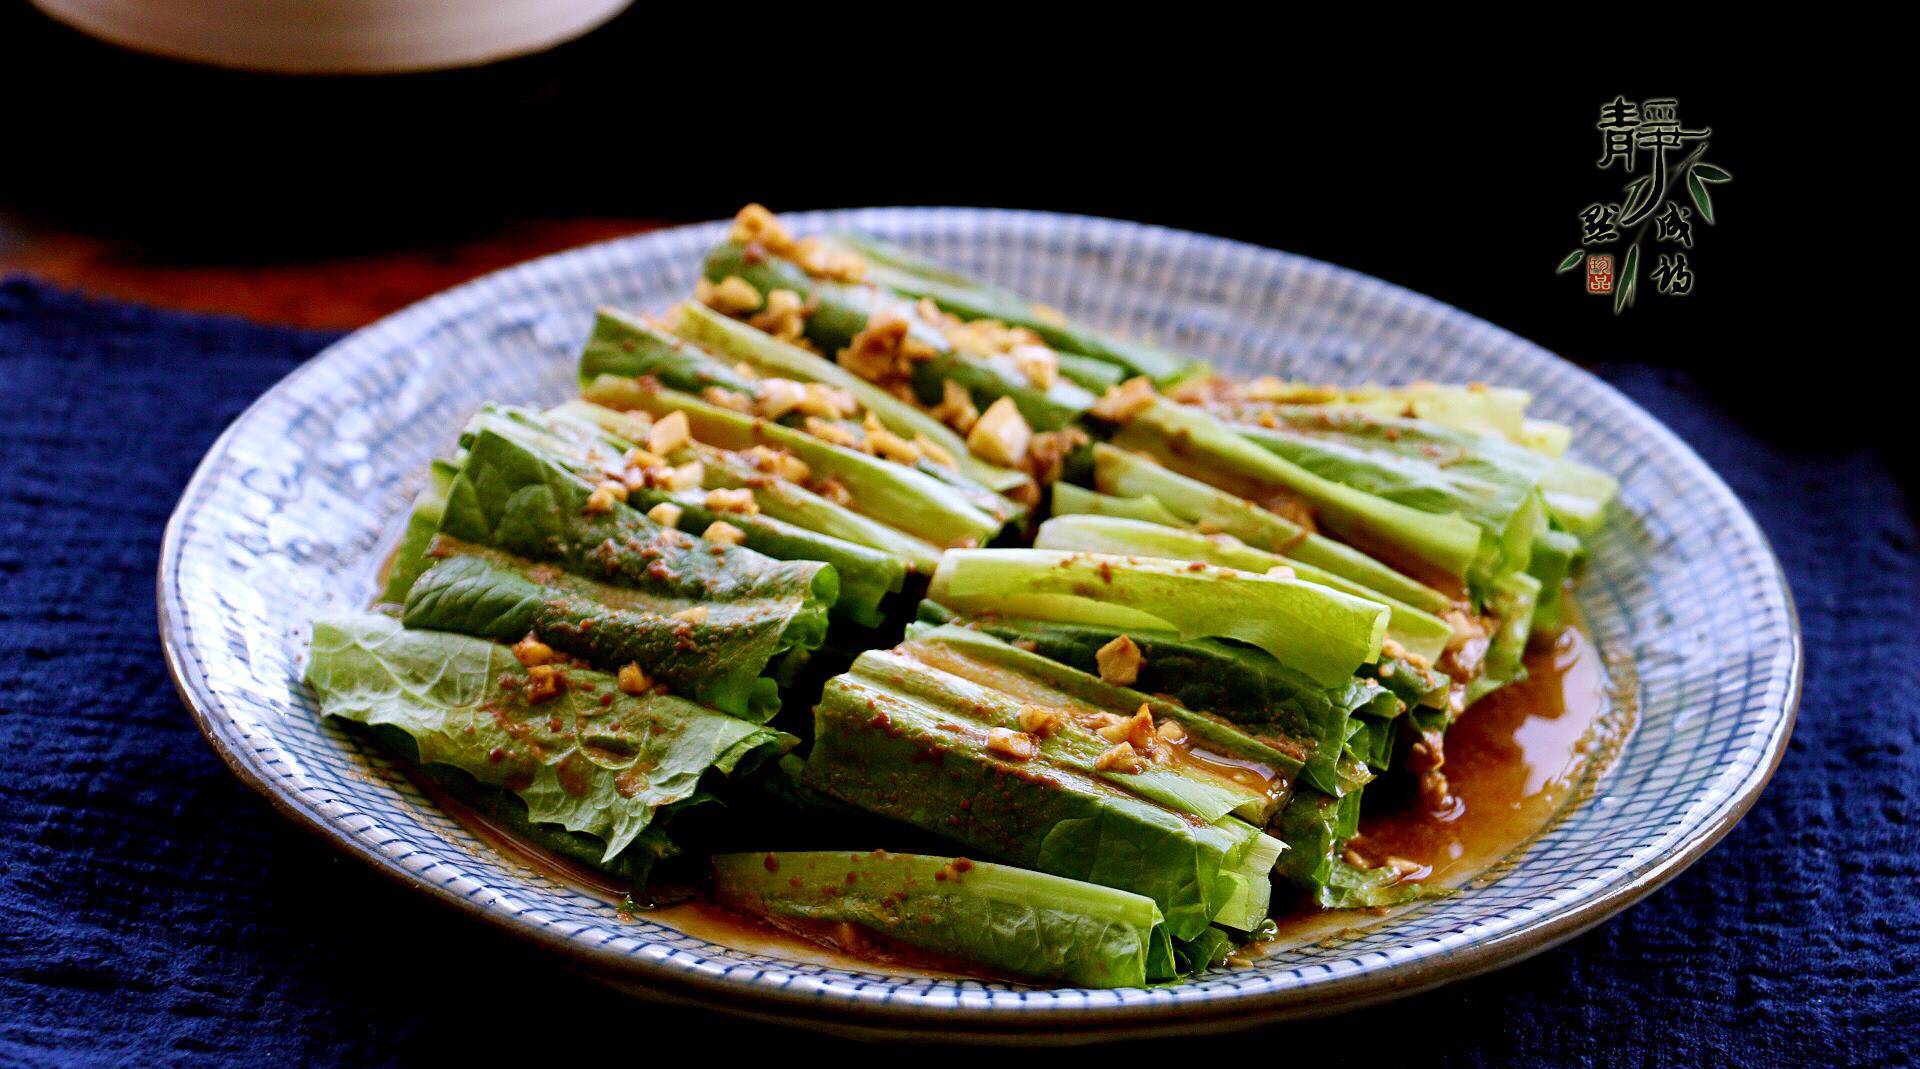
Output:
[
  {"xmin": 1248, "ymin": 381, "xmax": 1535, "ymax": 443},
  {"xmin": 1049, "ymin": 482, "xmax": 1187, "ymax": 527},
  {"xmin": 614, "ymin": 488, "xmax": 903, "ymax": 627},
  {"xmin": 1034, "ymin": 514, "xmax": 1454, "ymax": 664},
  {"xmin": 711, "ymin": 851, "xmax": 1163, "ymax": 988},
  {"xmin": 1211, "ymin": 832, "xmax": 1286, "ymax": 931},
  {"xmin": 467, "ymin": 404, "xmax": 904, "ymax": 626},
  {"xmin": 577, "ymin": 306, "xmax": 759, "ymax": 396},
  {"xmin": 430, "ymin": 427, "xmax": 835, "ymax": 720},
  {"xmin": 1541, "ymin": 456, "xmax": 1619, "ymax": 536},
  {"xmin": 379, "ymin": 458, "xmax": 457, "ymax": 605},
  {"xmin": 1052, "ymin": 351, "xmax": 1127, "ymax": 392},
  {"xmin": 900, "ymin": 624, "xmax": 1299, "ymax": 822},
  {"xmin": 404, "ymin": 547, "xmax": 821, "ymax": 723},
  {"xmin": 668, "ymin": 302, "xmax": 1028, "ymax": 493},
  {"xmin": 573, "ymin": 382, "xmax": 1027, "ymax": 535},
  {"xmin": 929, "ymin": 548, "xmax": 1387, "ymax": 688},
  {"xmin": 1465, "ymin": 571, "xmax": 1541, "ymax": 706},
  {"xmin": 1270, "ymin": 781, "xmax": 1363, "ymax": 892},
  {"xmin": 1094, "ymin": 444, "xmax": 1455, "ymax": 616},
  {"xmin": 307, "ymin": 613, "xmax": 790, "ymax": 863},
  {"xmin": 703, "ymin": 242, "xmax": 1098, "ymax": 432},
  {"xmin": 583, "ymin": 375, "xmax": 1010, "ymax": 548},
  {"xmin": 835, "ymin": 232, "xmax": 1207, "ymax": 386},
  {"xmin": 1527, "ymin": 527, "xmax": 1584, "ymax": 633},
  {"xmin": 1520, "ymin": 418, "xmax": 1572, "ymax": 456},
  {"xmin": 802, "ymin": 640, "xmax": 1280, "ymax": 940},
  {"xmin": 1314, "ymin": 858, "xmax": 1450, "ymax": 910},
  {"xmin": 547, "ymin": 400, "xmax": 945, "ymax": 573},
  {"xmin": 1115, "ymin": 401, "xmax": 1484, "ymax": 580},
  {"xmin": 583, "ymin": 305, "xmax": 1026, "ymax": 499},
  {"xmin": 912, "ymin": 602, "xmax": 1397, "ymax": 799},
  {"xmin": 1219, "ymin": 408, "xmax": 1553, "ymax": 582},
  {"xmin": 1345, "ymin": 715, "xmax": 1399, "ymax": 772}
]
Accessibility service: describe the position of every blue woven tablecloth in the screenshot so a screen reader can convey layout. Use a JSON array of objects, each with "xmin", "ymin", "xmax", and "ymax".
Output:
[{"xmin": 0, "ymin": 278, "xmax": 1912, "ymax": 1067}]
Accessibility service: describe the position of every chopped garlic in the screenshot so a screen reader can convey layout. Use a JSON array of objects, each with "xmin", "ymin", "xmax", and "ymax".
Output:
[
  {"xmin": 698, "ymin": 274, "xmax": 764, "ymax": 315},
  {"xmin": 754, "ymin": 378, "xmax": 807, "ymax": 420},
  {"xmin": 729, "ymin": 203, "xmax": 795, "ymax": 254},
  {"xmin": 1090, "ymin": 376, "xmax": 1158, "ymax": 422},
  {"xmin": 704, "ymin": 487, "xmax": 759, "ymax": 515},
  {"xmin": 525, "ymin": 663, "xmax": 566, "ymax": 704},
  {"xmin": 583, "ymin": 486, "xmax": 618, "ymax": 514},
  {"xmin": 617, "ymin": 663, "xmax": 651, "ymax": 695},
  {"xmin": 748, "ymin": 287, "xmax": 808, "ymax": 342},
  {"xmin": 1010, "ymin": 344, "xmax": 1057, "ymax": 390},
  {"xmin": 512, "ymin": 632, "xmax": 557, "ymax": 667},
  {"xmin": 985, "ymin": 727, "xmax": 1038, "ymax": 761},
  {"xmin": 914, "ymin": 434, "xmax": 957, "ymax": 468},
  {"xmin": 796, "ymin": 382, "xmax": 856, "ymax": 419},
  {"xmin": 648, "ymin": 410, "xmax": 691, "ymax": 455},
  {"xmin": 646, "ymin": 501, "xmax": 684, "ymax": 528},
  {"xmin": 802, "ymin": 417, "xmax": 859, "ymax": 448},
  {"xmin": 867, "ymin": 426, "xmax": 922, "ymax": 465},
  {"xmin": 1094, "ymin": 742, "xmax": 1144, "ymax": 774},
  {"xmin": 931, "ymin": 379, "xmax": 979, "ymax": 434},
  {"xmin": 1017, "ymin": 705, "xmax": 1061, "ymax": 738},
  {"xmin": 1094, "ymin": 634, "xmax": 1145, "ymax": 686},
  {"xmin": 965, "ymin": 396, "xmax": 1032, "ymax": 468}
]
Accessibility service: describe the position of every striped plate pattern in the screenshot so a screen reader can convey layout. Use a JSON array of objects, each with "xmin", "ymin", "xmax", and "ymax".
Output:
[{"xmin": 158, "ymin": 209, "xmax": 1799, "ymax": 1041}]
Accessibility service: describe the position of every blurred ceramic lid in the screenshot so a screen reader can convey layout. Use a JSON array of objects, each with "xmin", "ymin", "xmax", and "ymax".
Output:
[{"xmin": 32, "ymin": 0, "xmax": 633, "ymax": 73}]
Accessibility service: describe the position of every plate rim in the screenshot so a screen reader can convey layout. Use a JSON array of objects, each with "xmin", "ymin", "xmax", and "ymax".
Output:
[{"xmin": 156, "ymin": 207, "xmax": 1801, "ymax": 1037}]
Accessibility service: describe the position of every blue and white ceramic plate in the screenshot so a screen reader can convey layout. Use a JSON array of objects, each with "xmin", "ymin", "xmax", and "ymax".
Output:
[{"xmin": 159, "ymin": 209, "xmax": 1799, "ymax": 1042}]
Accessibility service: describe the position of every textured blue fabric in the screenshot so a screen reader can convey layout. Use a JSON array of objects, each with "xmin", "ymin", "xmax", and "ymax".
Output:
[{"xmin": 0, "ymin": 278, "xmax": 1912, "ymax": 1067}]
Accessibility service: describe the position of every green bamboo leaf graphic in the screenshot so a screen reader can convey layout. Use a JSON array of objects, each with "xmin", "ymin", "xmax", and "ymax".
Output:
[
  {"xmin": 1686, "ymin": 171, "xmax": 1716, "ymax": 225},
  {"xmin": 1614, "ymin": 243, "xmax": 1639, "ymax": 315},
  {"xmin": 1618, "ymin": 177, "xmax": 1654, "ymax": 226},
  {"xmin": 1557, "ymin": 249, "xmax": 1587, "ymax": 274},
  {"xmin": 1692, "ymin": 163, "xmax": 1733, "ymax": 183}
]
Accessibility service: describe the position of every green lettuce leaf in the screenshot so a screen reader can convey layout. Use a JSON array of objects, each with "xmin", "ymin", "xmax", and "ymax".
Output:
[
  {"xmin": 713, "ymin": 850, "xmax": 1163, "ymax": 988},
  {"xmin": 1314, "ymin": 859, "xmax": 1452, "ymax": 910},
  {"xmin": 467, "ymin": 403, "xmax": 905, "ymax": 626},
  {"xmin": 838, "ymin": 232, "xmax": 1207, "ymax": 385},
  {"xmin": 1034, "ymin": 513, "xmax": 1454, "ymax": 663},
  {"xmin": 801, "ymin": 644, "xmax": 1275, "ymax": 940},
  {"xmin": 548, "ymin": 400, "xmax": 945, "ymax": 574},
  {"xmin": 670, "ymin": 301, "xmax": 1027, "ymax": 493},
  {"xmin": 1093, "ymin": 444, "xmax": 1455, "ymax": 616},
  {"xmin": 898, "ymin": 624, "xmax": 1295, "ymax": 823},
  {"xmin": 405, "ymin": 547, "xmax": 816, "ymax": 722},
  {"xmin": 912, "ymin": 603, "xmax": 1394, "ymax": 799},
  {"xmin": 1116, "ymin": 401, "xmax": 1484, "ymax": 580},
  {"xmin": 704, "ymin": 241, "xmax": 1097, "ymax": 431},
  {"xmin": 307, "ymin": 613, "xmax": 790, "ymax": 863},
  {"xmin": 582, "ymin": 374, "xmax": 1011, "ymax": 547},
  {"xmin": 1049, "ymin": 483, "xmax": 1188, "ymax": 527},
  {"xmin": 380, "ymin": 458, "xmax": 458, "ymax": 606},
  {"xmin": 929, "ymin": 548, "xmax": 1387, "ymax": 688},
  {"xmin": 432, "ymin": 426, "xmax": 834, "ymax": 720}
]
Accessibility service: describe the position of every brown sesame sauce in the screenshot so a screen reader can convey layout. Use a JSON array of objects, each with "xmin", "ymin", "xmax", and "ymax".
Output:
[{"xmin": 1258, "ymin": 621, "xmax": 1625, "ymax": 951}]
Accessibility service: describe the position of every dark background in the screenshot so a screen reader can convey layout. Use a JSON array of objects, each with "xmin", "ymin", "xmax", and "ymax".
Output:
[
  {"xmin": 3, "ymin": 10, "xmax": 1777, "ymax": 372},
  {"xmin": 5, "ymin": 12, "xmax": 1834, "ymax": 482}
]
